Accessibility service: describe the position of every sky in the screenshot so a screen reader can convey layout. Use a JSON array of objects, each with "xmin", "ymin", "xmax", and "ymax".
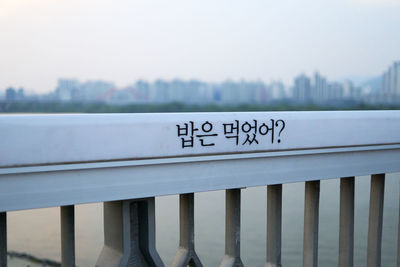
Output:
[{"xmin": 0, "ymin": 0, "xmax": 399, "ymax": 93}]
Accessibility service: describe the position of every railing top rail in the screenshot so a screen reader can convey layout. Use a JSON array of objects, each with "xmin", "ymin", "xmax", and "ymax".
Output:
[
  {"xmin": 1, "ymin": 111, "xmax": 400, "ymax": 169},
  {"xmin": 1, "ymin": 111, "xmax": 400, "ymax": 211}
]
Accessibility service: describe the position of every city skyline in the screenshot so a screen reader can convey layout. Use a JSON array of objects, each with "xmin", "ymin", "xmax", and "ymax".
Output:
[
  {"xmin": 3, "ymin": 60, "xmax": 399, "ymax": 106},
  {"xmin": 0, "ymin": 61, "xmax": 391, "ymax": 95}
]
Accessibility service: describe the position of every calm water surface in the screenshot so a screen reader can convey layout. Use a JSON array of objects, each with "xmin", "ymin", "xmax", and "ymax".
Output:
[{"xmin": 7, "ymin": 174, "xmax": 400, "ymax": 266}]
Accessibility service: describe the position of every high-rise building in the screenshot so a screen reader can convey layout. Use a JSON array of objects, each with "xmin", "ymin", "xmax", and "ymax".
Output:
[
  {"xmin": 394, "ymin": 61, "xmax": 400, "ymax": 95},
  {"xmin": 382, "ymin": 70, "xmax": 390, "ymax": 95},
  {"xmin": 312, "ymin": 72, "xmax": 327, "ymax": 102},
  {"xmin": 269, "ymin": 81, "xmax": 286, "ymax": 100},
  {"xmin": 220, "ymin": 80, "xmax": 240, "ymax": 104},
  {"xmin": 186, "ymin": 80, "xmax": 205, "ymax": 104},
  {"xmin": 55, "ymin": 79, "xmax": 80, "ymax": 101},
  {"xmin": 342, "ymin": 80, "xmax": 356, "ymax": 99},
  {"xmin": 293, "ymin": 74, "xmax": 311, "ymax": 102},
  {"xmin": 5, "ymin": 87, "xmax": 17, "ymax": 102},
  {"xmin": 381, "ymin": 61, "xmax": 400, "ymax": 96},
  {"xmin": 327, "ymin": 82, "xmax": 344, "ymax": 100},
  {"xmin": 151, "ymin": 80, "xmax": 170, "ymax": 103}
]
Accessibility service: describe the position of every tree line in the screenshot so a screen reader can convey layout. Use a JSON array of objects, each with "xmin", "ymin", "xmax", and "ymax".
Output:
[{"xmin": 0, "ymin": 101, "xmax": 399, "ymax": 113}]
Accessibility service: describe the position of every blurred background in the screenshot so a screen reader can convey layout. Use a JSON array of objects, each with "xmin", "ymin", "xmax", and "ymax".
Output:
[{"xmin": 1, "ymin": 0, "xmax": 400, "ymax": 266}]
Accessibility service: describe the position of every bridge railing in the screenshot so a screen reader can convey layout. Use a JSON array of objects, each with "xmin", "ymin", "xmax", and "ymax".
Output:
[{"xmin": 0, "ymin": 111, "xmax": 399, "ymax": 267}]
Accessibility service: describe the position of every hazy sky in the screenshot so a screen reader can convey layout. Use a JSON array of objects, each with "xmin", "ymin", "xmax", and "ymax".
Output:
[{"xmin": 1, "ymin": 0, "xmax": 399, "ymax": 93}]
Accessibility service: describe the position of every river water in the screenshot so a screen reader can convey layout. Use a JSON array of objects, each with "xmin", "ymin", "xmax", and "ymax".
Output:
[{"xmin": 7, "ymin": 173, "xmax": 399, "ymax": 267}]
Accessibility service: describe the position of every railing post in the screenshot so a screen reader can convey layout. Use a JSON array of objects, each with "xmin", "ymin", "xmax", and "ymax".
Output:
[
  {"xmin": 339, "ymin": 177, "xmax": 354, "ymax": 267},
  {"xmin": 220, "ymin": 189, "xmax": 244, "ymax": 267},
  {"xmin": 172, "ymin": 193, "xmax": 203, "ymax": 267},
  {"xmin": 266, "ymin": 184, "xmax": 282, "ymax": 267},
  {"xmin": 367, "ymin": 174, "xmax": 385, "ymax": 267},
  {"xmin": 96, "ymin": 198, "xmax": 164, "ymax": 267},
  {"xmin": 303, "ymin": 180, "xmax": 320, "ymax": 267},
  {"xmin": 61, "ymin": 205, "xmax": 75, "ymax": 267},
  {"xmin": 0, "ymin": 212, "xmax": 6, "ymax": 267}
]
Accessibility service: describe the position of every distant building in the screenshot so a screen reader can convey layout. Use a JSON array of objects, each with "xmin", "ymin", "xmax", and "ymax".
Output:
[
  {"xmin": 55, "ymin": 79, "xmax": 114, "ymax": 102},
  {"xmin": 55, "ymin": 79, "xmax": 80, "ymax": 101},
  {"xmin": 80, "ymin": 81, "xmax": 115, "ymax": 102},
  {"xmin": 135, "ymin": 80, "xmax": 151, "ymax": 102},
  {"xmin": 239, "ymin": 81, "xmax": 256, "ymax": 104},
  {"xmin": 5, "ymin": 87, "xmax": 17, "ymax": 102},
  {"xmin": 343, "ymin": 80, "xmax": 355, "ymax": 99},
  {"xmin": 381, "ymin": 61, "xmax": 400, "ymax": 97},
  {"xmin": 186, "ymin": 80, "xmax": 205, "ymax": 104},
  {"xmin": 195, "ymin": 81, "xmax": 214, "ymax": 104},
  {"xmin": 5, "ymin": 87, "xmax": 25, "ymax": 102},
  {"xmin": 17, "ymin": 88, "xmax": 25, "ymax": 100},
  {"xmin": 397, "ymin": 62, "xmax": 400, "ymax": 95},
  {"xmin": 327, "ymin": 82, "xmax": 344, "ymax": 100},
  {"xmin": 212, "ymin": 86, "xmax": 221, "ymax": 102},
  {"xmin": 293, "ymin": 74, "xmax": 311, "ymax": 102},
  {"xmin": 168, "ymin": 79, "xmax": 187, "ymax": 103},
  {"xmin": 151, "ymin": 80, "xmax": 170, "ymax": 103},
  {"xmin": 312, "ymin": 72, "xmax": 327, "ymax": 102},
  {"xmin": 220, "ymin": 80, "xmax": 240, "ymax": 104},
  {"xmin": 269, "ymin": 81, "xmax": 286, "ymax": 100}
]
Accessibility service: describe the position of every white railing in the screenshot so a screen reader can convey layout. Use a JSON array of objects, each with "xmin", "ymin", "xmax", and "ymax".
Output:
[{"xmin": 0, "ymin": 111, "xmax": 400, "ymax": 267}]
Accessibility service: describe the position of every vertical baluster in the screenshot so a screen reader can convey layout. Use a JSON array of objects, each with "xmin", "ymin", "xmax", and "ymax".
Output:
[
  {"xmin": 303, "ymin": 180, "xmax": 320, "ymax": 267},
  {"xmin": 220, "ymin": 189, "xmax": 243, "ymax": 267},
  {"xmin": 367, "ymin": 174, "xmax": 385, "ymax": 267},
  {"xmin": 266, "ymin": 184, "xmax": 282, "ymax": 267},
  {"xmin": 172, "ymin": 193, "xmax": 202, "ymax": 267},
  {"xmin": 96, "ymin": 198, "xmax": 164, "ymax": 267},
  {"xmin": 61, "ymin": 205, "xmax": 75, "ymax": 267},
  {"xmin": 339, "ymin": 177, "xmax": 355, "ymax": 267},
  {"xmin": 0, "ymin": 212, "xmax": 6, "ymax": 267}
]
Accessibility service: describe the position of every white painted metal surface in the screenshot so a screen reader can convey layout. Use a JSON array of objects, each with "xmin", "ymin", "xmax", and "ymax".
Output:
[
  {"xmin": 0, "ymin": 111, "xmax": 400, "ymax": 212},
  {"xmin": 1, "ymin": 111, "xmax": 400, "ymax": 167}
]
